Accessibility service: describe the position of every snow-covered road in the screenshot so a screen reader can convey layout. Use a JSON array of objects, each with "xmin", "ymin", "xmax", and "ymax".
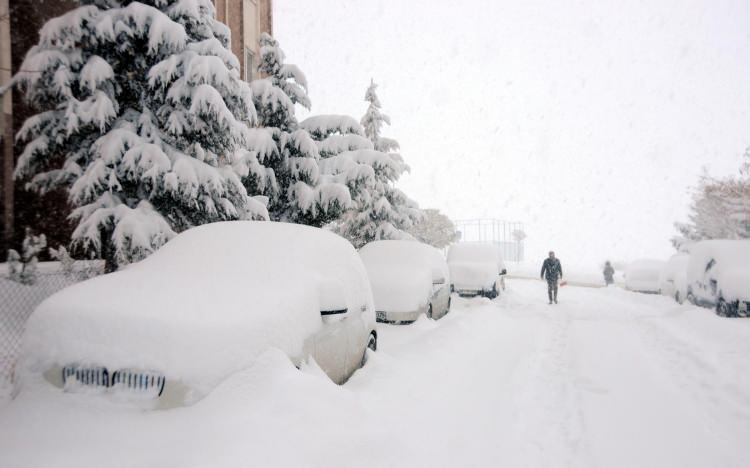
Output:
[{"xmin": 2, "ymin": 279, "xmax": 750, "ymax": 468}]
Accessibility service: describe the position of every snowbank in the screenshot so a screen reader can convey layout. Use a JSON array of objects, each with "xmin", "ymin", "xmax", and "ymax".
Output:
[
  {"xmin": 20, "ymin": 221, "xmax": 373, "ymax": 398},
  {"xmin": 359, "ymin": 240, "xmax": 446, "ymax": 313}
]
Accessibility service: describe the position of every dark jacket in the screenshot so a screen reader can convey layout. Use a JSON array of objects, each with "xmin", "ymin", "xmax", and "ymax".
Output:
[
  {"xmin": 603, "ymin": 265, "xmax": 614, "ymax": 283},
  {"xmin": 541, "ymin": 258, "xmax": 563, "ymax": 281}
]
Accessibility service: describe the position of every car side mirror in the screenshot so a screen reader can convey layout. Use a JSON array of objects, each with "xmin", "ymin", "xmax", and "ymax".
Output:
[
  {"xmin": 500, "ymin": 269, "xmax": 507, "ymax": 275},
  {"xmin": 321, "ymin": 307, "xmax": 347, "ymax": 316},
  {"xmin": 318, "ymin": 277, "xmax": 348, "ymax": 316}
]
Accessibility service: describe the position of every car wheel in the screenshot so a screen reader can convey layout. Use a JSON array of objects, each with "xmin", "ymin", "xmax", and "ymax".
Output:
[
  {"xmin": 716, "ymin": 298, "xmax": 734, "ymax": 318},
  {"xmin": 686, "ymin": 291, "xmax": 696, "ymax": 305},
  {"xmin": 427, "ymin": 304, "xmax": 433, "ymax": 319},
  {"xmin": 361, "ymin": 333, "xmax": 377, "ymax": 367}
]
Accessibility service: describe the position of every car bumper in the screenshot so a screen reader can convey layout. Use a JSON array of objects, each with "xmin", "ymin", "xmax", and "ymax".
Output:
[
  {"xmin": 452, "ymin": 284, "xmax": 494, "ymax": 297},
  {"xmin": 376, "ymin": 306, "xmax": 427, "ymax": 323}
]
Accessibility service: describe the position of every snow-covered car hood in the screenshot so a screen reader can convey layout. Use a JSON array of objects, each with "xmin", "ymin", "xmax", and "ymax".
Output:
[
  {"xmin": 21, "ymin": 222, "xmax": 374, "ymax": 396},
  {"xmin": 449, "ymin": 261, "xmax": 497, "ymax": 290},
  {"xmin": 365, "ymin": 264, "xmax": 432, "ymax": 313}
]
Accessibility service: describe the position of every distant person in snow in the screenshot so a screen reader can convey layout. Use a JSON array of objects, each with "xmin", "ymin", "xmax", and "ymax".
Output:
[
  {"xmin": 603, "ymin": 261, "xmax": 615, "ymax": 286},
  {"xmin": 540, "ymin": 251, "xmax": 563, "ymax": 304}
]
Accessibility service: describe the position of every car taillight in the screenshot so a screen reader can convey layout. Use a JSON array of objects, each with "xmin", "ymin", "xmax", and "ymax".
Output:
[
  {"xmin": 111, "ymin": 369, "xmax": 166, "ymax": 398},
  {"xmin": 62, "ymin": 365, "xmax": 109, "ymax": 392},
  {"xmin": 56, "ymin": 365, "xmax": 166, "ymax": 398}
]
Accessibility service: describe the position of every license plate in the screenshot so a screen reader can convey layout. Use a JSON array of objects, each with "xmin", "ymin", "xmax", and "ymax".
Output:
[{"xmin": 376, "ymin": 311, "xmax": 387, "ymax": 321}]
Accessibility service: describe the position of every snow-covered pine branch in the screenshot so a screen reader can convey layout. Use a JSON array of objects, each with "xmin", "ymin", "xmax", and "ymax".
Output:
[
  {"xmin": 360, "ymin": 79, "xmax": 400, "ymax": 153},
  {"xmin": 247, "ymin": 35, "xmax": 351, "ymax": 226},
  {"xmin": 12, "ymin": 0, "xmax": 267, "ymax": 271}
]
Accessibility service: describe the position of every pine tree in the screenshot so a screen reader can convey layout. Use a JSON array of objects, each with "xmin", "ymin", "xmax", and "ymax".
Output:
[
  {"xmin": 360, "ymin": 79, "xmax": 399, "ymax": 153},
  {"xmin": 318, "ymin": 79, "xmax": 423, "ymax": 248},
  {"xmin": 12, "ymin": 0, "xmax": 266, "ymax": 271},
  {"xmin": 248, "ymin": 33, "xmax": 350, "ymax": 226}
]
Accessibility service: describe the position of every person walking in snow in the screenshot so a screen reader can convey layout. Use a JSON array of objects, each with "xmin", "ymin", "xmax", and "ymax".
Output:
[
  {"xmin": 540, "ymin": 251, "xmax": 563, "ymax": 304},
  {"xmin": 603, "ymin": 261, "xmax": 615, "ymax": 286}
]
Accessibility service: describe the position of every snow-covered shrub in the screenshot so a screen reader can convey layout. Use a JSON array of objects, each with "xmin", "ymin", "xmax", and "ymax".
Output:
[
  {"xmin": 408, "ymin": 208, "xmax": 459, "ymax": 249},
  {"xmin": 246, "ymin": 34, "xmax": 349, "ymax": 227},
  {"xmin": 12, "ymin": 0, "xmax": 267, "ymax": 271},
  {"xmin": 673, "ymin": 153, "xmax": 750, "ymax": 247},
  {"xmin": 7, "ymin": 229, "xmax": 47, "ymax": 285},
  {"xmin": 48, "ymin": 245, "xmax": 75, "ymax": 276}
]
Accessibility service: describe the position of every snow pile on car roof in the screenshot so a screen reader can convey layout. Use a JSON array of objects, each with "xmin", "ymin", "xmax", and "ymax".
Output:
[
  {"xmin": 21, "ymin": 221, "xmax": 373, "ymax": 396},
  {"xmin": 359, "ymin": 240, "xmax": 443, "ymax": 312},
  {"xmin": 447, "ymin": 243, "xmax": 504, "ymax": 289},
  {"xmin": 688, "ymin": 240, "xmax": 750, "ymax": 300},
  {"xmin": 626, "ymin": 259, "xmax": 665, "ymax": 280}
]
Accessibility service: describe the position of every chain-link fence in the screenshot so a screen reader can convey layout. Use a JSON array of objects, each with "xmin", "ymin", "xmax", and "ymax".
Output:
[{"xmin": 1, "ymin": 263, "xmax": 102, "ymax": 400}]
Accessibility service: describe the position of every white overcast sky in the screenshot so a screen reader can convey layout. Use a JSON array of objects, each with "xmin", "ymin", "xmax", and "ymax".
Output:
[{"xmin": 274, "ymin": 0, "xmax": 750, "ymax": 269}]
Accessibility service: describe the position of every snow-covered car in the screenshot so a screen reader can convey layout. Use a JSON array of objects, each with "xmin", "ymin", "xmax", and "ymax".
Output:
[
  {"xmin": 359, "ymin": 240, "xmax": 451, "ymax": 323},
  {"xmin": 624, "ymin": 259, "xmax": 665, "ymax": 293},
  {"xmin": 686, "ymin": 240, "xmax": 750, "ymax": 317},
  {"xmin": 18, "ymin": 221, "xmax": 377, "ymax": 409},
  {"xmin": 659, "ymin": 253, "xmax": 689, "ymax": 303},
  {"xmin": 447, "ymin": 242, "xmax": 507, "ymax": 298}
]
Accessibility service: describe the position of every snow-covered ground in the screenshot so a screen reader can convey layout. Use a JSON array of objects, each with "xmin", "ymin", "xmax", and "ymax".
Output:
[{"xmin": 2, "ymin": 279, "xmax": 750, "ymax": 468}]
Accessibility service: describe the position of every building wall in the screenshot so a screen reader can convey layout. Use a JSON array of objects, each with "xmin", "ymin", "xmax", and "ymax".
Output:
[
  {"xmin": 216, "ymin": 0, "xmax": 273, "ymax": 81},
  {"xmin": 1, "ymin": 0, "xmax": 273, "ymax": 258}
]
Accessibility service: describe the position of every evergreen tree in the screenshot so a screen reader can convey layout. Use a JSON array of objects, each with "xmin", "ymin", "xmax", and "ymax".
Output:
[
  {"xmin": 299, "ymin": 112, "xmax": 421, "ymax": 249},
  {"xmin": 12, "ymin": 0, "xmax": 266, "ymax": 271},
  {"xmin": 360, "ymin": 79, "xmax": 399, "ymax": 153},
  {"xmin": 317, "ymin": 79, "xmax": 423, "ymax": 248},
  {"xmin": 248, "ymin": 33, "xmax": 350, "ymax": 226}
]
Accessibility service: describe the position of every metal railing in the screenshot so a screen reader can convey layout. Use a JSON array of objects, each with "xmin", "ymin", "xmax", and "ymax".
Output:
[
  {"xmin": 454, "ymin": 218, "xmax": 526, "ymax": 262},
  {"xmin": 0, "ymin": 263, "xmax": 102, "ymax": 400}
]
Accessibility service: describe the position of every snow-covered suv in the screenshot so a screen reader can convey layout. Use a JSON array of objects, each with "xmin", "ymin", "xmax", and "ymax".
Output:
[
  {"xmin": 447, "ymin": 242, "xmax": 507, "ymax": 298},
  {"xmin": 686, "ymin": 240, "xmax": 750, "ymax": 317},
  {"xmin": 19, "ymin": 221, "xmax": 377, "ymax": 408}
]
